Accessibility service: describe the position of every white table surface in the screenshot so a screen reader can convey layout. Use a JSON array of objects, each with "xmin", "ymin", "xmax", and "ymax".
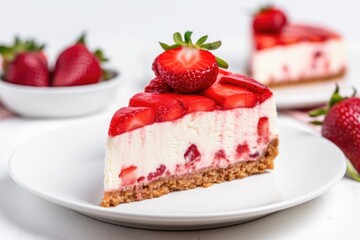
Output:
[{"xmin": 1, "ymin": 0, "xmax": 360, "ymax": 237}]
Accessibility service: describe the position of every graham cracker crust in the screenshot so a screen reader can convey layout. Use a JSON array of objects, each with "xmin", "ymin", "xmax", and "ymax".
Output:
[
  {"xmin": 267, "ymin": 68, "xmax": 346, "ymax": 88},
  {"xmin": 100, "ymin": 138, "xmax": 279, "ymax": 207}
]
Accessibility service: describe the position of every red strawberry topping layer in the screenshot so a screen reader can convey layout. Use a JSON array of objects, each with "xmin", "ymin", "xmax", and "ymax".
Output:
[
  {"xmin": 108, "ymin": 31, "xmax": 274, "ymax": 137},
  {"xmin": 109, "ymin": 71, "xmax": 273, "ymax": 136},
  {"xmin": 108, "ymin": 107, "xmax": 156, "ymax": 137},
  {"xmin": 144, "ymin": 77, "xmax": 174, "ymax": 93},
  {"xmin": 129, "ymin": 92, "xmax": 186, "ymax": 122},
  {"xmin": 167, "ymin": 93, "xmax": 216, "ymax": 113},
  {"xmin": 201, "ymin": 83, "xmax": 257, "ymax": 109},
  {"xmin": 254, "ymin": 25, "xmax": 341, "ymax": 50}
]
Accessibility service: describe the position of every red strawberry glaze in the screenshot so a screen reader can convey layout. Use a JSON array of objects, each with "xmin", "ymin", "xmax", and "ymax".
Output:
[
  {"xmin": 144, "ymin": 77, "xmax": 174, "ymax": 93},
  {"xmin": 129, "ymin": 92, "xmax": 186, "ymax": 122},
  {"xmin": 201, "ymin": 83, "xmax": 257, "ymax": 109},
  {"xmin": 166, "ymin": 93, "xmax": 216, "ymax": 113},
  {"xmin": 254, "ymin": 24, "xmax": 341, "ymax": 50},
  {"xmin": 109, "ymin": 71, "xmax": 274, "ymax": 137},
  {"xmin": 108, "ymin": 107, "xmax": 156, "ymax": 137}
]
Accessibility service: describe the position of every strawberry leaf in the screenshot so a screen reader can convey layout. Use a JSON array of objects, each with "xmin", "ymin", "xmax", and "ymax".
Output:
[
  {"xmin": 159, "ymin": 31, "xmax": 229, "ymax": 68},
  {"xmin": 184, "ymin": 31, "xmax": 193, "ymax": 46},
  {"xmin": 94, "ymin": 49, "xmax": 109, "ymax": 62},
  {"xmin": 0, "ymin": 46, "xmax": 8, "ymax": 54},
  {"xmin": 309, "ymin": 108, "xmax": 327, "ymax": 117},
  {"xmin": 159, "ymin": 42, "xmax": 180, "ymax": 50},
  {"xmin": 310, "ymin": 120, "xmax": 323, "ymax": 125},
  {"xmin": 77, "ymin": 33, "xmax": 87, "ymax": 45},
  {"xmin": 201, "ymin": 41, "xmax": 221, "ymax": 50},
  {"xmin": 159, "ymin": 42, "xmax": 171, "ymax": 50},
  {"xmin": 329, "ymin": 84, "xmax": 344, "ymax": 107},
  {"xmin": 215, "ymin": 56, "xmax": 229, "ymax": 69},
  {"xmin": 195, "ymin": 35, "xmax": 208, "ymax": 46},
  {"xmin": 173, "ymin": 32, "xmax": 184, "ymax": 45}
]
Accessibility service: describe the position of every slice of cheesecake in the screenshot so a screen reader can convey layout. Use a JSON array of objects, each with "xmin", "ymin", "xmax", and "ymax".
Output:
[
  {"xmin": 101, "ymin": 32, "xmax": 279, "ymax": 207},
  {"xmin": 101, "ymin": 70, "xmax": 278, "ymax": 207},
  {"xmin": 250, "ymin": 6, "xmax": 346, "ymax": 87}
]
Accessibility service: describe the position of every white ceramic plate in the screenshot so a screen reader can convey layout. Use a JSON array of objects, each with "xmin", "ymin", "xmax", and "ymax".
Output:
[
  {"xmin": 8, "ymin": 117, "xmax": 346, "ymax": 230},
  {"xmin": 272, "ymin": 79, "xmax": 354, "ymax": 109}
]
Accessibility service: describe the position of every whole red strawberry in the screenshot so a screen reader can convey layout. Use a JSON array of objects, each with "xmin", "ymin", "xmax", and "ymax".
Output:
[
  {"xmin": 0, "ymin": 37, "xmax": 49, "ymax": 86},
  {"xmin": 310, "ymin": 86, "xmax": 360, "ymax": 181},
  {"xmin": 52, "ymin": 34, "xmax": 107, "ymax": 86},
  {"xmin": 253, "ymin": 6, "xmax": 288, "ymax": 34},
  {"xmin": 153, "ymin": 31, "xmax": 228, "ymax": 93},
  {"xmin": 6, "ymin": 52, "xmax": 49, "ymax": 86}
]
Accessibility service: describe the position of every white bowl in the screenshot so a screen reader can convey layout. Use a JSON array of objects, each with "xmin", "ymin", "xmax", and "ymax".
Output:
[{"xmin": 0, "ymin": 73, "xmax": 120, "ymax": 118}]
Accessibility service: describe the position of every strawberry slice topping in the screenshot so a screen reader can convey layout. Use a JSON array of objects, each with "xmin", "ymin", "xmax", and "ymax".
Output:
[
  {"xmin": 219, "ymin": 72, "xmax": 272, "ymax": 103},
  {"xmin": 108, "ymin": 107, "xmax": 156, "ymax": 137},
  {"xmin": 201, "ymin": 83, "xmax": 257, "ymax": 109},
  {"xmin": 129, "ymin": 92, "xmax": 185, "ymax": 122},
  {"xmin": 144, "ymin": 77, "xmax": 174, "ymax": 93},
  {"xmin": 166, "ymin": 93, "xmax": 216, "ymax": 113}
]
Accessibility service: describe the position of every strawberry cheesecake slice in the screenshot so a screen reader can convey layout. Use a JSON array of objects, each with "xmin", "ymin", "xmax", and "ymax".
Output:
[
  {"xmin": 101, "ymin": 32, "xmax": 279, "ymax": 207},
  {"xmin": 250, "ymin": 6, "xmax": 346, "ymax": 87}
]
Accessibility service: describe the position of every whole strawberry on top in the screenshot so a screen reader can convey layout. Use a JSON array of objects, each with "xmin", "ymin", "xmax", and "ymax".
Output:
[
  {"xmin": 0, "ymin": 37, "xmax": 49, "ymax": 86},
  {"xmin": 52, "ymin": 34, "xmax": 108, "ymax": 86},
  {"xmin": 310, "ymin": 86, "xmax": 360, "ymax": 181},
  {"xmin": 152, "ymin": 31, "xmax": 228, "ymax": 93},
  {"xmin": 253, "ymin": 5, "xmax": 288, "ymax": 34}
]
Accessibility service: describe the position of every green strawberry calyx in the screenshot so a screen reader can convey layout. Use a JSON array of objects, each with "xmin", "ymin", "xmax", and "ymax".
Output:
[
  {"xmin": 347, "ymin": 159, "xmax": 360, "ymax": 182},
  {"xmin": 159, "ymin": 31, "xmax": 229, "ymax": 69},
  {"xmin": 254, "ymin": 4, "xmax": 274, "ymax": 16},
  {"xmin": 0, "ymin": 37, "xmax": 45, "ymax": 70},
  {"xmin": 309, "ymin": 84, "xmax": 357, "ymax": 125}
]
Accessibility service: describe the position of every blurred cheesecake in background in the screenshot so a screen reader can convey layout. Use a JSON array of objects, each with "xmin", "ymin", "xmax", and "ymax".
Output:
[{"xmin": 249, "ymin": 5, "xmax": 346, "ymax": 87}]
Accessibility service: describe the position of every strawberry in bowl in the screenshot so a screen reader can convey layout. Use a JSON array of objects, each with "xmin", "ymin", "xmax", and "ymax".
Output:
[
  {"xmin": 52, "ymin": 34, "xmax": 111, "ymax": 86},
  {"xmin": 0, "ymin": 38, "xmax": 49, "ymax": 86},
  {"xmin": 0, "ymin": 35, "xmax": 119, "ymax": 118},
  {"xmin": 310, "ymin": 86, "xmax": 360, "ymax": 181}
]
